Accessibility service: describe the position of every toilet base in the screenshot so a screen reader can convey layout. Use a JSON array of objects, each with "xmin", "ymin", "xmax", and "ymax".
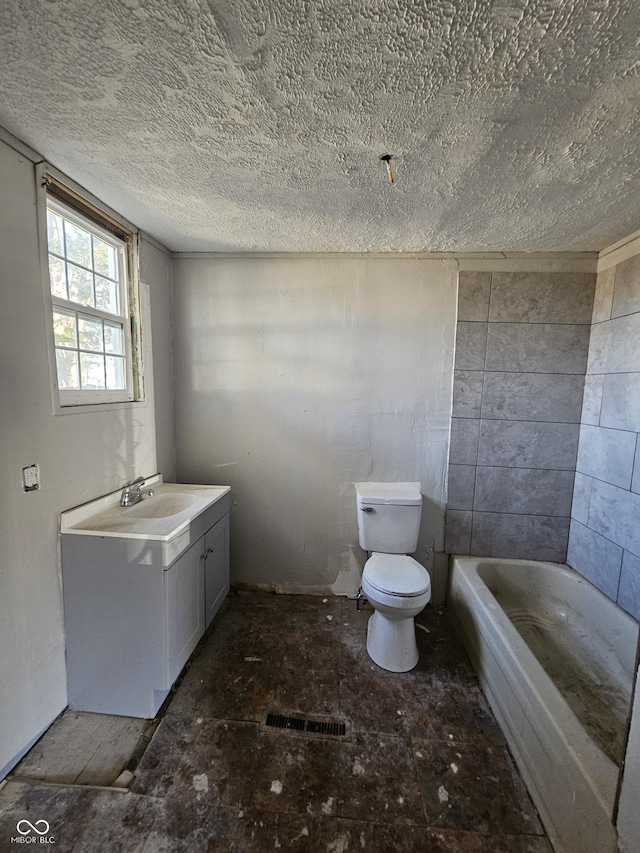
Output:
[{"xmin": 366, "ymin": 610, "xmax": 419, "ymax": 673}]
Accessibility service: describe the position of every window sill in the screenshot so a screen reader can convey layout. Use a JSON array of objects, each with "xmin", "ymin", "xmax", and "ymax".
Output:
[{"xmin": 54, "ymin": 397, "xmax": 148, "ymax": 416}]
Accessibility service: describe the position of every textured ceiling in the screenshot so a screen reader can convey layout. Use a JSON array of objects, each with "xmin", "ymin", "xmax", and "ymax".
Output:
[{"xmin": 0, "ymin": 0, "xmax": 639, "ymax": 252}]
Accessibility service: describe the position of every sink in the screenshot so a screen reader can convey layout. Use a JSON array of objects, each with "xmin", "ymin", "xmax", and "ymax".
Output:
[
  {"xmin": 126, "ymin": 493, "xmax": 196, "ymax": 518},
  {"xmin": 60, "ymin": 476, "xmax": 231, "ymax": 541}
]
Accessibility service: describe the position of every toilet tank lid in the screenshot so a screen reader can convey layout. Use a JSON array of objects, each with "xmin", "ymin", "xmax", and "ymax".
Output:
[{"xmin": 355, "ymin": 482, "xmax": 422, "ymax": 506}]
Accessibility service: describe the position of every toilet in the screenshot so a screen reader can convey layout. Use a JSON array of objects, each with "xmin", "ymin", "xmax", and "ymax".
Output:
[{"xmin": 355, "ymin": 482, "xmax": 431, "ymax": 672}]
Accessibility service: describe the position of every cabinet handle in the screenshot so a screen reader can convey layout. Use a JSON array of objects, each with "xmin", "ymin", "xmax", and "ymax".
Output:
[{"xmin": 207, "ymin": 546, "xmax": 215, "ymax": 554}]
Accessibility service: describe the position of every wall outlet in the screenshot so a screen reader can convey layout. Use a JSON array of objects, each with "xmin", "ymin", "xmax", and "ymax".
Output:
[{"xmin": 22, "ymin": 463, "xmax": 40, "ymax": 492}]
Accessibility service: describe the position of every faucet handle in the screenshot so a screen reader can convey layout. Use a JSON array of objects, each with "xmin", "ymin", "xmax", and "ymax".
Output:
[{"xmin": 124, "ymin": 476, "xmax": 146, "ymax": 489}]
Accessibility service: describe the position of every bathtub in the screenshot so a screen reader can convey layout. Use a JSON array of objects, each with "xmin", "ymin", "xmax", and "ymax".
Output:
[{"xmin": 448, "ymin": 556, "xmax": 639, "ymax": 853}]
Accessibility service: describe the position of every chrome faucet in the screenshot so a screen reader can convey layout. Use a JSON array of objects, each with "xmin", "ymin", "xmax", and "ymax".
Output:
[{"xmin": 120, "ymin": 476, "xmax": 155, "ymax": 507}]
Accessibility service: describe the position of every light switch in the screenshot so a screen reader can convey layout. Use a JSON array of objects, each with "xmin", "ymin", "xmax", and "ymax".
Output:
[{"xmin": 22, "ymin": 463, "xmax": 40, "ymax": 492}]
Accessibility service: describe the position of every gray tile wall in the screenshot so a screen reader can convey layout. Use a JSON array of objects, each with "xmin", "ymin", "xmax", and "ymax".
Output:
[
  {"xmin": 445, "ymin": 270, "xmax": 596, "ymax": 563},
  {"xmin": 567, "ymin": 252, "xmax": 640, "ymax": 620}
]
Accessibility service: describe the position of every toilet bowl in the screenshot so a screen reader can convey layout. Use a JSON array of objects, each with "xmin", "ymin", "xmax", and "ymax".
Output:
[{"xmin": 361, "ymin": 552, "xmax": 431, "ymax": 672}]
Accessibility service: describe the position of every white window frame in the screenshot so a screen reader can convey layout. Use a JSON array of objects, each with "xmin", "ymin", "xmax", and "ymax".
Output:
[{"xmin": 37, "ymin": 165, "xmax": 144, "ymax": 410}]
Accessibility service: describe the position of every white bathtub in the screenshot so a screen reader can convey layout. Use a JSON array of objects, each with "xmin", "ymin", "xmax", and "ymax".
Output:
[{"xmin": 448, "ymin": 556, "xmax": 639, "ymax": 853}]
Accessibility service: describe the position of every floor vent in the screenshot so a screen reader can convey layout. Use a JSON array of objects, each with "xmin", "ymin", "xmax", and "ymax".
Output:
[{"xmin": 265, "ymin": 712, "xmax": 347, "ymax": 738}]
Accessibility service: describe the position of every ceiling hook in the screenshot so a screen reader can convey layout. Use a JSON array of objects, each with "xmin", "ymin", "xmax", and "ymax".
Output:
[{"xmin": 380, "ymin": 154, "xmax": 394, "ymax": 183}]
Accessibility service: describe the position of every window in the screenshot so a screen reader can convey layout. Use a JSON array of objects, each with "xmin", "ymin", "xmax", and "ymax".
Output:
[{"xmin": 42, "ymin": 179, "xmax": 142, "ymax": 407}]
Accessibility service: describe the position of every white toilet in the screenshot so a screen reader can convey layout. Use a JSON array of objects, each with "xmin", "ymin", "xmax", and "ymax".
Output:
[{"xmin": 355, "ymin": 482, "xmax": 431, "ymax": 672}]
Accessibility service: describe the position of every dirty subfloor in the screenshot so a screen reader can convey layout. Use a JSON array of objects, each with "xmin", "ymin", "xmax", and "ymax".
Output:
[{"xmin": 0, "ymin": 593, "xmax": 552, "ymax": 852}]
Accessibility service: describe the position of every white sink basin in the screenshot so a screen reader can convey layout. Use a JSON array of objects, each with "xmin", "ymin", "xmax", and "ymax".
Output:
[
  {"xmin": 126, "ymin": 493, "xmax": 196, "ymax": 519},
  {"xmin": 60, "ymin": 477, "xmax": 230, "ymax": 541}
]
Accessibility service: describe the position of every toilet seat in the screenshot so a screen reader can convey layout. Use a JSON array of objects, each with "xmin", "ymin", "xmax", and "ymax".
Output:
[{"xmin": 364, "ymin": 553, "xmax": 431, "ymax": 597}]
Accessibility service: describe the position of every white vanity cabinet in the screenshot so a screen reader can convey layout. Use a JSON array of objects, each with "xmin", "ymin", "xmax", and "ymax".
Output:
[{"xmin": 61, "ymin": 484, "xmax": 230, "ymax": 719}]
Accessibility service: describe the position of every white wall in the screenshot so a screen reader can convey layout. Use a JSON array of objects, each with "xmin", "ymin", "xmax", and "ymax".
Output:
[
  {"xmin": 140, "ymin": 237, "xmax": 176, "ymax": 482},
  {"xmin": 173, "ymin": 256, "xmax": 457, "ymax": 597},
  {"xmin": 0, "ymin": 138, "xmax": 175, "ymax": 777}
]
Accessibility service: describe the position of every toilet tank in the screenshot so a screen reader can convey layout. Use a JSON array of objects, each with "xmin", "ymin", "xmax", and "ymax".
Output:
[{"xmin": 355, "ymin": 482, "xmax": 422, "ymax": 554}]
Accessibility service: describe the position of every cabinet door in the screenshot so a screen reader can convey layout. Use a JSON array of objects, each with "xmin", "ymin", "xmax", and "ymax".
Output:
[
  {"xmin": 165, "ymin": 537, "xmax": 205, "ymax": 685},
  {"xmin": 204, "ymin": 513, "xmax": 230, "ymax": 629}
]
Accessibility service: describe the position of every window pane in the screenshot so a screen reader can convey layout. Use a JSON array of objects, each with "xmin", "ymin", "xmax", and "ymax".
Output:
[
  {"xmin": 47, "ymin": 211, "xmax": 64, "ymax": 255},
  {"xmin": 104, "ymin": 322, "xmax": 124, "ymax": 354},
  {"xmin": 78, "ymin": 316, "xmax": 103, "ymax": 352},
  {"xmin": 106, "ymin": 355, "xmax": 126, "ymax": 389},
  {"xmin": 64, "ymin": 220, "xmax": 92, "ymax": 267},
  {"xmin": 68, "ymin": 263, "xmax": 94, "ymax": 306},
  {"xmin": 95, "ymin": 275, "xmax": 119, "ymax": 314},
  {"xmin": 80, "ymin": 353, "xmax": 105, "ymax": 389},
  {"xmin": 53, "ymin": 310, "xmax": 77, "ymax": 348},
  {"xmin": 56, "ymin": 349, "xmax": 79, "ymax": 389},
  {"xmin": 93, "ymin": 238, "xmax": 117, "ymax": 279},
  {"xmin": 48, "ymin": 256, "xmax": 67, "ymax": 299}
]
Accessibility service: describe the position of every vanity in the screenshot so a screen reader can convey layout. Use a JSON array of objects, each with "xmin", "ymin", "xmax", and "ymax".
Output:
[{"xmin": 60, "ymin": 475, "xmax": 230, "ymax": 718}]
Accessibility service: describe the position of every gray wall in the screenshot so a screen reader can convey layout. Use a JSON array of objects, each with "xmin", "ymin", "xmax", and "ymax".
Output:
[
  {"xmin": 567, "ymin": 248, "xmax": 640, "ymax": 618},
  {"xmin": 445, "ymin": 269, "xmax": 596, "ymax": 561},
  {"xmin": 0, "ymin": 137, "xmax": 175, "ymax": 778},
  {"xmin": 173, "ymin": 256, "xmax": 457, "ymax": 600}
]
